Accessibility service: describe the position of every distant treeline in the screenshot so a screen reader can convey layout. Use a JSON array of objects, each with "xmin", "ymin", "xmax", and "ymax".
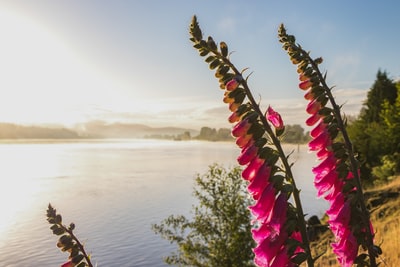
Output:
[
  {"xmin": 0, "ymin": 123, "xmax": 80, "ymax": 139},
  {"xmin": 148, "ymin": 125, "xmax": 310, "ymax": 143},
  {"xmin": 0, "ymin": 122, "xmax": 310, "ymax": 143}
]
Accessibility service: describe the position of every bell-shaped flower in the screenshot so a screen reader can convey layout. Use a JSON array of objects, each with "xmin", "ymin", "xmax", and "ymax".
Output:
[
  {"xmin": 308, "ymin": 130, "xmax": 332, "ymax": 152},
  {"xmin": 237, "ymin": 144, "xmax": 259, "ymax": 166},
  {"xmin": 312, "ymin": 153, "xmax": 337, "ymax": 178},
  {"xmin": 249, "ymin": 183, "xmax": 276, "ymax": 222},
  {"xmin": 236, "ymin": 134, "xmax": 254, "ymax": 149},
  {"xmin": 314, "ymin": 168, "xmax": 338, "ymax": 198},
  {"xmin": 229, "ymin": 102, "xmax": 241, "ymax": 112},
  {"xmin": 266, "ymin": 106, "xmax": 284, "ymax": 130},
  {"xmin": 247, "ymin": 164, "xmax": 271, "ymax": 199},
  {"xmin": 299, "ymin": 80, "xmax": 313, "ymax": 90},
  {"xmin": 61, "ymin": 261, "xmax": 74, "ymax": 267},
  {"xmin": 232, "ymin": 117, "xmax": 252, "ymax": 137},
  {"xmin": 270, "ymin": 247, "xmax": 292, "ymax": 267},
  {"xmin": 304, "ymin": 90, "xmax": 315, "ymax": 100},
  {"xmin": 225, "ymin": 78, "xmax": 239, "ymax": 91},
  {"xmin": 228, "ymin": 111, "xmax": 241, "ymax": 123},
  {"xmin": 242, "ymin": 156, "xmax": 265, "ymax": 181},
  {"xmin": 310, "ymin": 121, "xmax": 327, "ymax": 138},
  {"xmin": 253, "ymin": 231, "xmax": 288, "ymax": 267},
  {"xmin": 306, "ymin": 99, "xmax": 322, "ymax": 115},
  {"xmin": 331, "ymin": 228, "xmax": 358, "ymax": 267},
  {"xmin": 305, "ymin": 112, "xmax": 321, "ymax": 126}
]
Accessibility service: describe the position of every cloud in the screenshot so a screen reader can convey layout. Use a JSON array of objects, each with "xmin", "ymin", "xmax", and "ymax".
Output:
[{"xmin": 217, "ymin": 17, "xmax": 236, "ymax": 34}]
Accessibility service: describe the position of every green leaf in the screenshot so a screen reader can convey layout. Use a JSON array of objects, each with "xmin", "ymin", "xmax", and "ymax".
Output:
[
  {"xmin": 72, "ymin": 254, "xmax": 85, "ymax": 264},
  {"xmin": 209, "ymin": 59, "xmax": 220, "ymax": 70},
  {"xmin": 76, "ymin": 263, "xmax": 86, "ymax": 267},
  {"xmin": 205, "ymin": 55, "xmax": 215, "ymax": 63},
  {"xmin": 291, "ymin": 252, "xmax": 308, "ymax": 265},
  {"xmin": 207, "ymin": 36, "xmax": 217, "ymax": 51},
  {"xmin": 52, "ymin": 227, "xmax": 65, "ymax": 235},
  {"xmin": 220, "ymin": 42, "xmax": 228, "ymax": 57},
  {"xmin": 55, "ymin": 214, "xmax": 62, "ymax": 224}
]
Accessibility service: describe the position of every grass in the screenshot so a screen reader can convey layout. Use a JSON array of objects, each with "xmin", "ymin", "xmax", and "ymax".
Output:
[{"xmin": 307, "ymin": 176, "xmax": 400, "ymax": 266}]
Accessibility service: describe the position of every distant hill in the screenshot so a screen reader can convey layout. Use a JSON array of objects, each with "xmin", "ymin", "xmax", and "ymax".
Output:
[
  {"xmin": 0, "ymin": 123, "xmax": 80, "ymax": 139},
  {"xmin": 77, "ymin": 121, "xmax": 199, "ymax": 139},
  {"xmin": 0, "ymin": 121, "xmax": 199, "ymax": 139}
]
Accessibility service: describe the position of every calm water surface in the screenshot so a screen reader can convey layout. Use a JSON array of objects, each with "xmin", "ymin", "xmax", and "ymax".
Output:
[{"xmin": 0, "ymin": 139, "xmax": 328, "ymax": 266}]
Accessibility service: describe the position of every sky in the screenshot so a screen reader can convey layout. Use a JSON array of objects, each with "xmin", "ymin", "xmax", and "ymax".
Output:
[{"xmin": 0, "ymin": 1, "xmax": 399, "ymax": 130}]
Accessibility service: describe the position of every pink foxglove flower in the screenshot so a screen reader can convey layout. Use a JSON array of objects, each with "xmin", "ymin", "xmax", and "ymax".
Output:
[
  {"xmin": 242, "ymin": 157, "xmax": 265, "ymax": 181},
  {"xmin": 247, "ymin": 164, "xmax": 271, "ymax": 200},
  {"xmin": 266, "ymin": 106, "xmax": 284, "ymax": 130},
  {"xmin": 299, "ymin": 80, "xmax": 313, "ymax": 90},
  {"xmin": 249, "ymin": 183, "xmax": 276, "ymax": 222},
  {"xmin": 232, "ymin": 117, "xmax": 252, "ymax": 137},
  {"xmin": 225, "ymin": 78, "xmax": 239, "ymax": 91},
  {"xmin": 61, "ymin": 261, "xmax": 74, "ymax": 267},
  {"xmin": 237, "ymin": 144, "xmax": 259, "ymax": 166}
]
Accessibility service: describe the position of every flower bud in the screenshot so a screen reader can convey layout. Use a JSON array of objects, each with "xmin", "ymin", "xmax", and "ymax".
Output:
[{"xmin": 225, "ymin": 79, "xmax": 239, "ymax": 91}]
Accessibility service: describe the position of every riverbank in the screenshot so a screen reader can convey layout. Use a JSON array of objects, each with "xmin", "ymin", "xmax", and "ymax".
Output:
[{"xmin": 309, "ymin": 176, "xmax": 400, "ymax": 266}]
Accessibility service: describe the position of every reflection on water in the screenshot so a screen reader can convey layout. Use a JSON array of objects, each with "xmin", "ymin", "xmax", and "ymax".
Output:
[{"xmin": 0, "ymin": 140, "xmax": 328, "ymax": 266}]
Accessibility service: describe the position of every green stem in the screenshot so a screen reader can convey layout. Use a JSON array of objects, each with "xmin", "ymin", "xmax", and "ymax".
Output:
[
  {"xmin": 305, "ymin": 53, "xmax": 377, "ymax": 267},
  {"xmin": 63, "ymin": 225, "xmax": 94, "ymax": 267},
  {"xmin": 217, "ymin": 53, "xmax": 314, "ymax": 267}
]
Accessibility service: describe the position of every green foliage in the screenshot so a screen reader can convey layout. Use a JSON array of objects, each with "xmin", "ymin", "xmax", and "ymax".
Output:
[
  {"xmin": 152, "ymin": 164, "xmax": 256, "ymax": 267},
  {"xmin": 361, "ymin": 70, "xmax": 397, "ymax": 123},
  {"xmin": 282, "ymin": 124, "xmax": 310, "ymax": 143},
  {"xmin": 46, "ymin": 204, "xmax": 93, "ymax": 267},
  {"xmin": 195, "ymin": 127, "xmax": 233, "ymax": 141},
  {"xmin": 347, "ymin": 72, "xmax": 399, "ymax": 184}
]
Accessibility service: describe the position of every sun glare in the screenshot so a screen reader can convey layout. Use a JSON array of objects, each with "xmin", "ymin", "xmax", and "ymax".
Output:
[{"xmin": 0, "ymin": 9, "xmax": 121, "ymax": 126}]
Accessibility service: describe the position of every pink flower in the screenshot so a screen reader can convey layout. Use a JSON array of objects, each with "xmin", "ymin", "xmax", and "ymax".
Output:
[
  {"xmin": 308, "ymin": 130, "xmax": 331, "ymax": 152},
  {"xmin": 305, "ymin": 112, "xmax": 321, "ymax": 126},
  {"xmin": 247, "ymin": 164, "xmax": 271, "ymax": 199},
  {"xmin": 236, "ymin": 134, "xmax": 253, "ymax": 148},
  {"xmin": 253, "ymin": 231, "xmax": 288, "ymax": 267},
  {"xmin": 312, "ymin": 153, "xmax": 337, "ymax": 177},
  {"xmin": 304, "ymin": 90, "xmax": 315, "ymax": 100},
  {"xmin": 299, "ymin": 80, "xmax": 313, "ymax": 90},
  {"xmin": 249, "ymin": 183, "xmax": 276, "ymax": 222},
  {"xmin": 61, "ymin": 261, "xmax": 74, "ymax": 267},
  {"xmin": 306, "ymin": 99, "xmax": 322, "ymax": 115},
  {"xmin": 232, "ymin": 118, "xmax": 252, "ymax": 137},
  {"xmin": 266, "ymin": 106, "xmax": 284, "ymax": 130},
  {"xmin": 228, "ymin": 111, "xmax": 241, "ymax": 123},
  {"xmin": 242, "ymin": 157, "xmax": 265, "ymax": 181},
  {"xmin": 331, "ymin": 228, "xmax": 358, "ymax": 267},
  {"xmin": 228, "ymin": 102, "xmax": 240, "ymax": 112},
  {"xmin": 237, "ymin": 144, "xmax": 259, "ymax": 166},
  {"xmin": 314, "ymin": 168, "xmax": 338, "ymax": 198},
  {"xmin": 225, "ymin": 79, "xmax": 239, "ymax": 91}
]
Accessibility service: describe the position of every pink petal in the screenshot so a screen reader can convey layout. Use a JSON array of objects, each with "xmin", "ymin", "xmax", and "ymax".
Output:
[
  {"xmin": 249, "ymin": 183, "xmax": 276, "ymax": 222},
  {"xmin": 237, "ymin": 144, "xmax": 259, "ymax": 166},
  {"xmin": 308, "ymin": 130, "xmax": 331, "ymax": 151},
  {"xmin": 306, "ymin": 99, "xmax": 322, "ymax": 115},
  {"xmin": 299, "ymin": 80, "xmax": 312, "ymax": 90},
  {"xmin": 232, "ymin": 118, "xmax": 251, "ymax": 137},
  {"xmin": 266, "ymin": 106, "xmax": 284, "ymax": 130},
  {"xmin": 305, "ymin": 112, "xmax": 321, "ymax": 126},
  {"xmin": 247, "ymin": 164, "xmax": 271, "ymax": 199},
  {"xmin": 253, "ymin": 231, "xmax": 287, "ymax": 267},
  {"xmin": 225, "ymin": 79, "xmax": 239, "ymax": 91},
  {"xmin": 242, "ymin": 157, "xmax": 265, "ymax": 181},
  {"xmin": 236, "ymin": 134, "xmax": 254, "ymax": 149}
]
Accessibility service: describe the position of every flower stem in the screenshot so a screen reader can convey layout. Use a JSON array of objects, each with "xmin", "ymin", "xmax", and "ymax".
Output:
[
  {"xmin": 304, "ymin": 52, "xmax": 377, "ymax": 267},
  {"xmin": 217, "ymin": 54, "xmax": 314, "ymax": 266}
]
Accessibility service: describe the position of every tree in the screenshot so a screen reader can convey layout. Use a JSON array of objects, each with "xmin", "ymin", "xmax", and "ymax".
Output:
[
  {"xmin": 152, "ymin": 164, "xmax": 255, "ymax": 267},
  {"xmin": 361, "ymin": 70, "xmax": 397, "ymax": 123},
  {"xmin": 347, "ymin": 71, "xmax": 399, "ymax": 184}
]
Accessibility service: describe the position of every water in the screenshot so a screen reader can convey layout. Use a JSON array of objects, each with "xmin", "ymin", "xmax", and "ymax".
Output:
[{"xmin": 0, "ymin": 139, "xmax": 328, "ymax": 266}]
